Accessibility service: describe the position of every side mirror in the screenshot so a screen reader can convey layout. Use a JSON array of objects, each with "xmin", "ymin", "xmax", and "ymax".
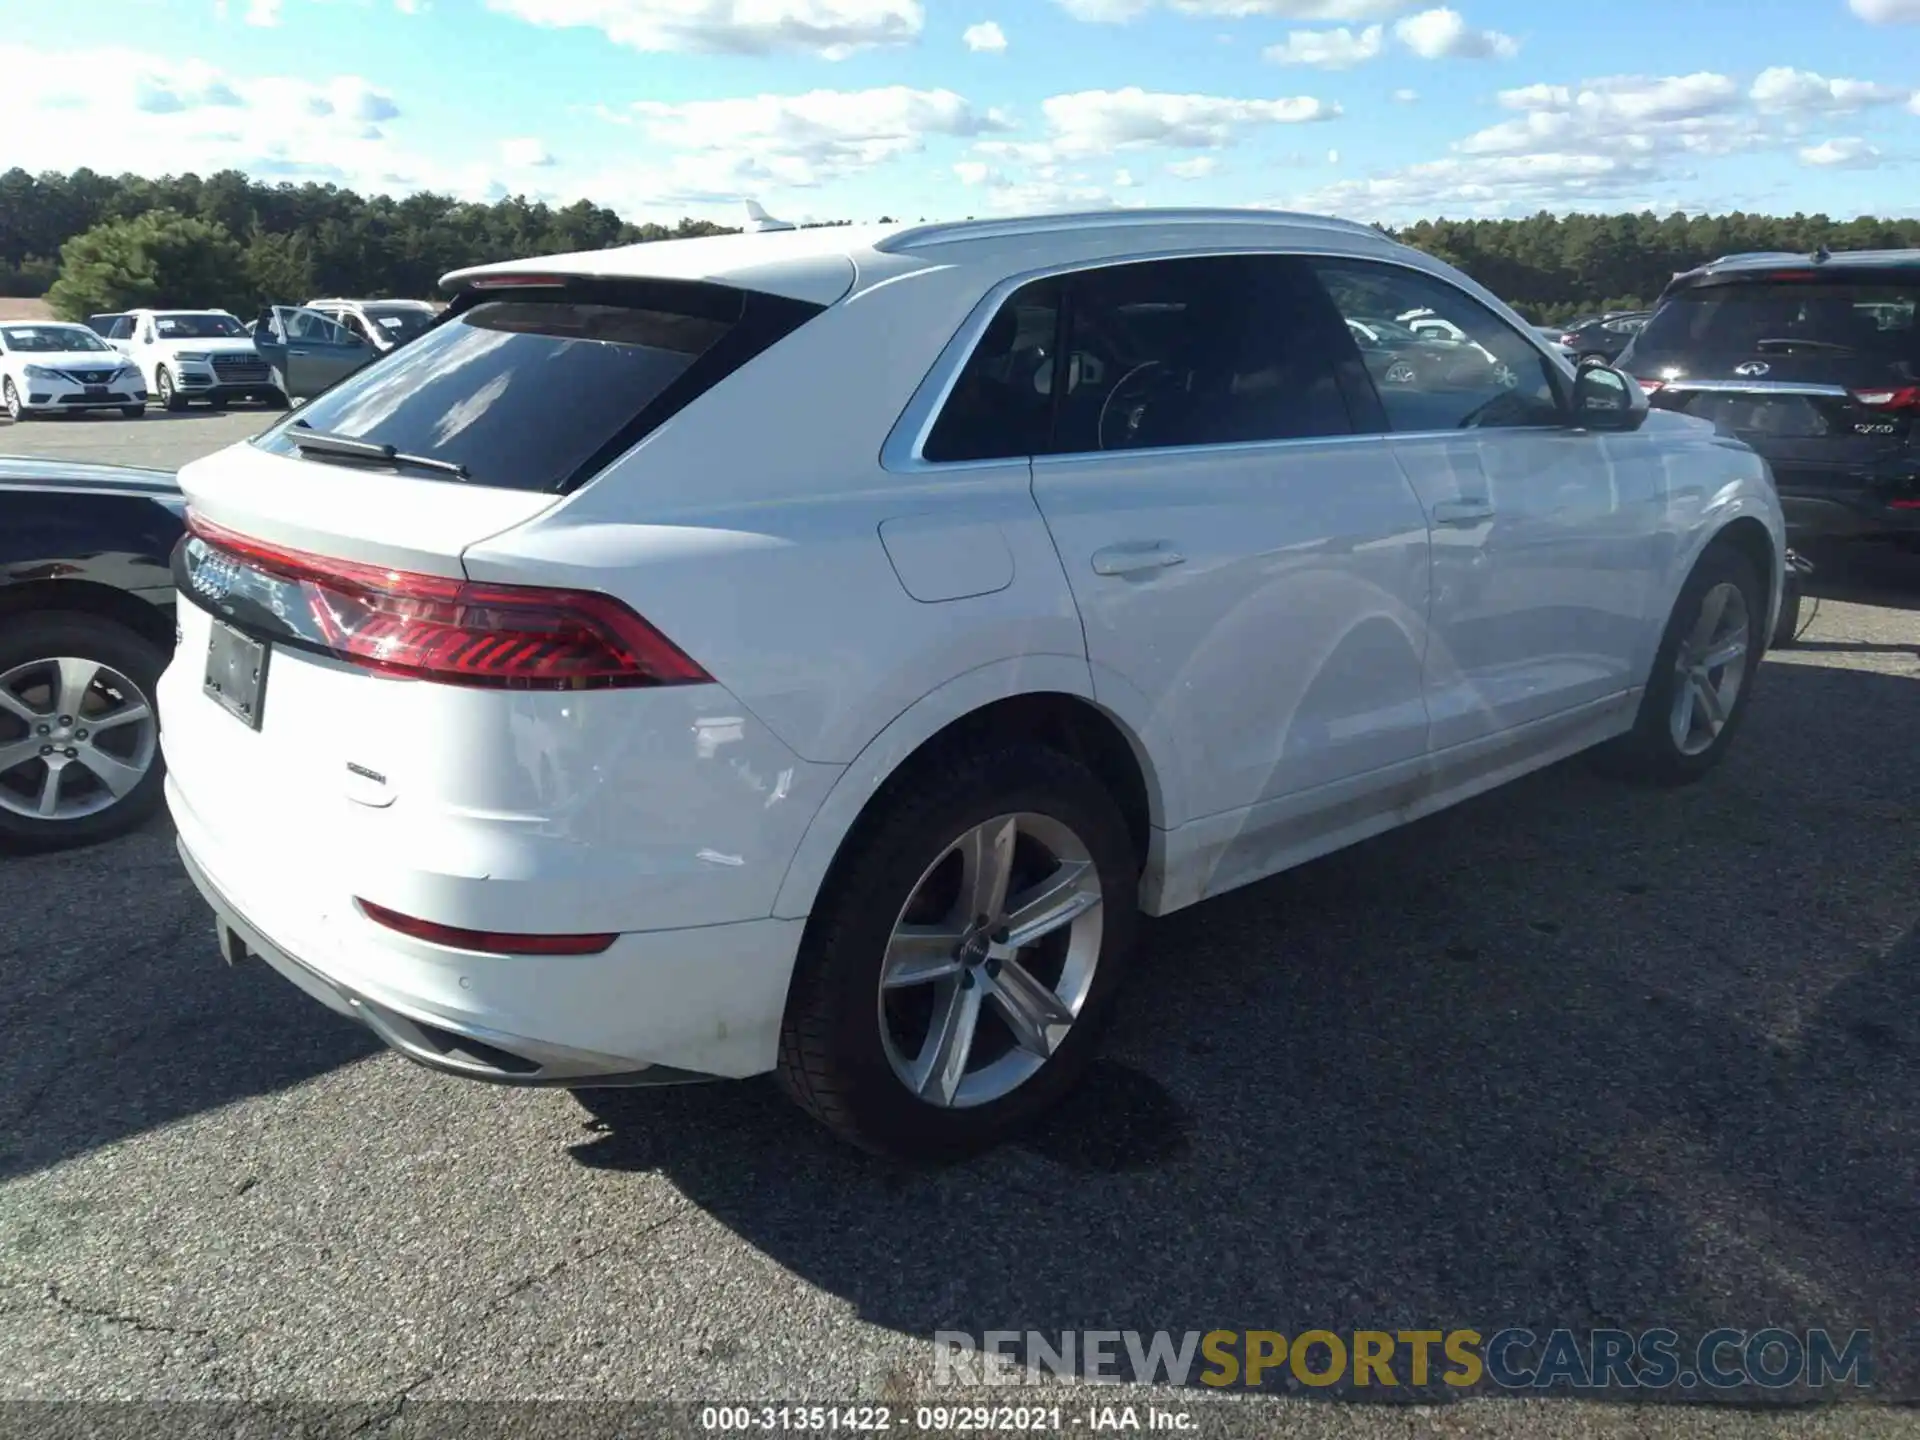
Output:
[{"xmin": 1571, "ymin": 364, "xmax": 1649, "ymax": 432}]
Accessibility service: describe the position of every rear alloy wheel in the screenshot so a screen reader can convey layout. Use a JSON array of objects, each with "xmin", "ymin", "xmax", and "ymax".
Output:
[
  {"xmin": 3, "ymin": 378, "xmax": 27, "ymax": 422},
  {"xmin": 157, "ymin": 368, "xmax": 186, "ymax": 412},
  {"xmin": 1593, "ymin": 542, "xmax": 1763, "ymax": 786},
  {"xmin": 778, "ymin": 744, "xmax": 1139, "ymax": 1159},
  {"xmin": 0, "ymin": 615, "xmax": 167, "ymax": 851}
]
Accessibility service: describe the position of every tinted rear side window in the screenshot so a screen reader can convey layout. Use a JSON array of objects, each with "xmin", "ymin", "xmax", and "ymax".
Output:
[
  {"xmin": 252, "ymin": 281, "xmax": 820, "ymax": 493},
  {"xmin": 1637, "ymin": 277, "xmax": 1920, "ymax": 359}
]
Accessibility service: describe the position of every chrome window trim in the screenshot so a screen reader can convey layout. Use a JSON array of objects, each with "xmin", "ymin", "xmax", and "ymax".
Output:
[
  {"xmin": 880, "ymin": 246, "xmax": 1574, "ymax": 474},
  {"xmin": 1656, "ymin": 379, "xmax": 1852, "ymax": 398}
]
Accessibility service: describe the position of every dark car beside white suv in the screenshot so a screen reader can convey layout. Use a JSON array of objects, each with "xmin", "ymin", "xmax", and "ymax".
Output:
[{"xmin": 1618, "ymin": 249, "xmax": 1920, "ymax": 550}]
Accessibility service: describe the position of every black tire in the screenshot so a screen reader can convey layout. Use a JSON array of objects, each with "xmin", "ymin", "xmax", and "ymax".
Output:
[
  {"xmin": 776, "ymin": 743, "xmax": 1140, "ymax": 1161},
  {"xmin": 157, "ymin": 368, "xmax": 187, "ymax": 412},
  {"xmin": 0, "ymin": 613, "xmax": 168, "ymax": 852},
  {"xmin": 121, "ymin": 405, "xmax": 145, "ymax": 420},
  {"xmin": 266, "ymin": 389, "xmax": 292, "ymax": 410},
  {"xmin": 1770, "ymin": 583, "xmax": 1803, "ymax": 649},
  {"xmin": 207, "ymin": 395, "xmax": 228, "ymax": 412},
  {"xmin": 1593, "ymin": 542, "xmax": 1765, "ymax": 786}
]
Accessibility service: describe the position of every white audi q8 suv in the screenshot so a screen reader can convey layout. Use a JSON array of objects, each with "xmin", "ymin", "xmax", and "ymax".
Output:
[{"xmin": 162, "ymin": 209, "xmax": 1786, "ymax": 1158}]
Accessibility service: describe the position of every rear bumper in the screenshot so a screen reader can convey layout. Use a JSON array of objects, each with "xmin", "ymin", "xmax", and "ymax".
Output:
[
  {"xmin": 169, "ymin": 778, "xmax": 809, "ymax": 1086},
  {"xmin": 1777, "ymin": 489, "xmax": 1920, "ymax": 540}
]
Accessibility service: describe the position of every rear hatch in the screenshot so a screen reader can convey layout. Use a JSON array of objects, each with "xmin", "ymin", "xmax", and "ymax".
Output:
[
  {"xmin": 1621, "ymin": 267, "xmax": 1920, "ymax": 499},
  {"xmin": 162, "ymin": 275, "xmax": 823, "ymax": 937}
]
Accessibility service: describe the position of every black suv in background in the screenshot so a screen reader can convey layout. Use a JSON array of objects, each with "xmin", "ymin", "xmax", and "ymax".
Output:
[
  {"xmin": 1617, "ymin": 251, "xmax": 1920, "ymax": 546},
  {"xmin": 1559, "ymin": 311, "xmax": 1651, "ymax": 366}
]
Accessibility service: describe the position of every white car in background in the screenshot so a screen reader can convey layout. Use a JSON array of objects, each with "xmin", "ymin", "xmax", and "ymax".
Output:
[
  {"xmin": 0, "ymin": 321, "xmax": 147, "ymax": 419},
  {"xmin": 162, "ymin": 209, "xmax": 1787, "ymax": 1160},
  {"xmin": 303, "ymin": 298, "xmax": 439, "ymax": 354},
  {"xmin": 103, "ymin": 309, "xmax": 282, "ymax": 411}
]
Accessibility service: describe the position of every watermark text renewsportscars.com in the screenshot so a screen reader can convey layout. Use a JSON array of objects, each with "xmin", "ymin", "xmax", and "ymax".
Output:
[{"xmin": 934, "ymin": 1328, "xmax": 1874, "ymax": 1392}]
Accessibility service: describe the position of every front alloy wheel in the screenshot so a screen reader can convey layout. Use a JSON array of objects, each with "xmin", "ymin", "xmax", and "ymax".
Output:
[
  {"xmin": 3, "ymin": 378, "xmax": 24, "ymax": 421},
  {"xmin": 1669, "ymin": 580, "xmax": 1750, "ymax": 757},
  {"xmin": 878, "ymin": 812, "xmax": 1104, "ymax": 1109}
]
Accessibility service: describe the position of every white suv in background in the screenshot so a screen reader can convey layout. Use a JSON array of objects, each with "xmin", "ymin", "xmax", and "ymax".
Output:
[
  {"xmin": 162, "ymin": 210, "xmax": 1785, "ymax": 1159},
  {"xmin": 105, "ymin": 309, "xmax": 279, "ymax": 411},
  {"xmin": 303, "ymin": 298, "xmax": 438, "ymax": 354}
]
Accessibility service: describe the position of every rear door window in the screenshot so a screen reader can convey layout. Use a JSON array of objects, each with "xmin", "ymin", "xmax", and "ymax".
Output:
[
  {"xmin": 920, "ymin": 255, "xmax": 1358, "ymax": 462},
  {"xmin": 1635, "ymin": 277, "xmax": 1920, "ymax": 359},
  {"xmin": 250, "ymin": 280, "xmax": 821, "ymax": 494}
]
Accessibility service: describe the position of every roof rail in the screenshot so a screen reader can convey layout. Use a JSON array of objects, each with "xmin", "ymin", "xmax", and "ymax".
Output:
[{"xmin": 877, "ymin": 208, "xmax": 1388, "ymax": 253}]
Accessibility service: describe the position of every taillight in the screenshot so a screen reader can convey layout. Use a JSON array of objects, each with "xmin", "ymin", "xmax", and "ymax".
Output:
[
  {"xmin": 1559, "ymin": 333, "xmax": 1579, "ymax": 346},
  {"xmin": 357, "ymin": 898, "xmax": 617, "ymax": 955},
  {"xmin": 1850, "ymin": 386, "xmax": 1920, "ymax": 410},
  {"xmin": 1633, "ymin": 377, "xmax": 1664, "ymax": 394},
  {"xmin": 185, "ymin": 513, "xmax": 710, "ymax": 690}
]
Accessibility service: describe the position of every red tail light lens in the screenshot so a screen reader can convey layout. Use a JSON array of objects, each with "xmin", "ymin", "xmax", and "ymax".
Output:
[
  {"xmin": 357, "ymin": 898, "xmax": 617, "ymax": 955},
  {"xmin": 185, "ymin": 514, "xmax": 710, "ymax": 690},
  {"xmin": 1633, "ymin": 377, "xmax": 1664, "ymax": 394},
  {"xmin": 1850, "ymin": 386, "xmax": 1920, "ymax": 411}
]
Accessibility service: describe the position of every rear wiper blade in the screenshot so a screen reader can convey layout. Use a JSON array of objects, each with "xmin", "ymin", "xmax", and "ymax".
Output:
[{"xmin": 289, "ymin": 423, "xmax": 469, "ymax": 479}]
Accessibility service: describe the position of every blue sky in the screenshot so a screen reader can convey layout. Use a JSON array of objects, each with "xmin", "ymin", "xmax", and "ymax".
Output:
[{"xmin": 4, "ymin": 0, "xmax": 1920, "ymax": 226}]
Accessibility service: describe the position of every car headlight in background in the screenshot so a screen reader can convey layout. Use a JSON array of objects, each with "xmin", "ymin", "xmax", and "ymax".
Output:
[{"xmin": 174, "ymin": 352, "xmax": 209, "ymax": 364}]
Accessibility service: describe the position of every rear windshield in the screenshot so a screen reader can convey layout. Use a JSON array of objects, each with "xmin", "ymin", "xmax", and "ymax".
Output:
[
  {"xmin": 362, "ymin": 305, "xmax": 435, "ymax": 342},
  {"xmin": 251, "ymin": 282, "xmax": 820, "ymax": 493},
  {"xmin": 1637, "ymin": 277, "xmax": 1920, "ymax": 358}
]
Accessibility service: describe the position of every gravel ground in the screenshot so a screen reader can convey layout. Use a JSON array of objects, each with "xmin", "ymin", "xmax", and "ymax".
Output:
[{"xmin": 0, "ymin": 411, "xmax": 1915, "ymax": 1434}]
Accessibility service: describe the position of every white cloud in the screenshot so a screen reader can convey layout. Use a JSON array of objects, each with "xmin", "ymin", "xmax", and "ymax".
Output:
[
  {"xmin": 1749, "ymin": 67, "xmax": 1908, "ymax": 113},
  {"xmin": 962, "ymin": 19, "xmax": 1007, "ymax": 50},
  {"xmin": 1850, "ymin": 0, "xmax": 1920, "ymax": 18},
  {"xmin": 0, "ymin": 47, "xmax": 421, "ymax": 187},
  {"xmin": 1113, "ymin": 167, "xmax": 1138, "ymax": 186},
  {"xmin": 953, "ymin": 159, "xmax": 995, "ymax": 184},
  {"xmin": 1392, "ymin": 87, "xmax": 1418, "ymax": 102},
  {"xmin": 501, "ymin": 137, "xmax": 556, "ymax": 167},
  {"xmin": 1326, "ymin": 147, "xmax": 1339, "ymax": 163},
  {"xmin": 245, "ymin": 0, "xmax": 283, "ymax": 25},
  {"xmin": 1058, "ymin": 0, "xmax": 1407, "ymax": 18},
  {"xmin": 1393, "ymin": 8, "xmax": 1516, "ymax": 59},
  {"xmin": 1799, "ymin": 136, "xmax": 1884, "ymax": 168},
  {"xmin": 1263, "ymin": 24, "xmax": 1383, "ymax": 67},
  {"xmin": 484, "ymin": 0, "xmax": 923, "ymax": 58},
  {"xmin": 1040, "ymin": 87, "xmax": 1339, "ymax": 155},
  {"xmin": 1288, "ymin": 151, "xmax": 1660, "ymax": 222},
  {"xmin": 1167, "ymin": 155, "xmax": 1220, "ymax": 178},
  {"xmin": 603, "ymin": 86, "xmax": 1010, "ymax": 196},
  {"xmin": 1460, "ymin": 72, "xmax": 1750, "ymax": 158}
]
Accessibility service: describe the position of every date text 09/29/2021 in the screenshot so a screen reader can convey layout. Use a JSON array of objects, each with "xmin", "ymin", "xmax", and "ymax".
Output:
[{"xmin": 700, "ymin": 1407, "xmax": 1194, "ymax": 1433}]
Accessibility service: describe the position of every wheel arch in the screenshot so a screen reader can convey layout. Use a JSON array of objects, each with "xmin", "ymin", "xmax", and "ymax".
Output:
[
  {"xmin": 1708, "ymin": 513, "xmax": 1780, "ymax": 628},
  {"xmin": 771, "ymin": 657, "xmax": 1171, "ymax": 923},
  {"xmin": 0, "ymin": 580, "xmax": 175, "ymax": 654}
]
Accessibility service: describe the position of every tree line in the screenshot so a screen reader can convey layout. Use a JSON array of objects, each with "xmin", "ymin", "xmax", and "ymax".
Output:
[{"xmin": 5, "ymin": 166, "xmax": 1918, "ymax": 324}]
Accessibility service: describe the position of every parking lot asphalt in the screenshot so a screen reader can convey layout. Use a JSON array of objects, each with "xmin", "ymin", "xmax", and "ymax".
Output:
[
  {"xmin": 1, "ymin": 417, "xmax": 1917, "ymax": 1433},
  {"xmin": 0, "ymin": 406, "xmax": 273, "ymax": 472}
]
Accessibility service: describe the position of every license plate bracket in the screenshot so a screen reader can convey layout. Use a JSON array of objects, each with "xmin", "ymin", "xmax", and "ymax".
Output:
[
  {"xmin": 204, "ymin": 620, "xmax": 269, "ymax": 730},
  {"xmin": 84, "ymin": 384, "xmax": 108, "ymax": 397}
]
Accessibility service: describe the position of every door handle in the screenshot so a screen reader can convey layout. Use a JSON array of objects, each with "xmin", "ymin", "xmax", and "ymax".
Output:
[
  {"xmin": 1431, "ymin": 497, "xmax": 1495, "ymax": 527},
  {"xmin": 289, "ymin": 349, "xmax": 310, "ymax": 357},
  {"xmin": 1091, "ymin": 541, "xmax": 1186, "ymax": 577}
]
